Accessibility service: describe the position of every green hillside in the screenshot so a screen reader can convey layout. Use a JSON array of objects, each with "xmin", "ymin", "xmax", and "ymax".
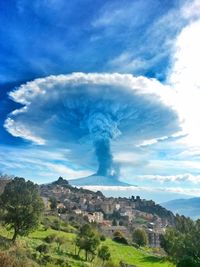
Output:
[{"xmin": 0, "ymin": 216, "xmax": 174, "ymax": 267}]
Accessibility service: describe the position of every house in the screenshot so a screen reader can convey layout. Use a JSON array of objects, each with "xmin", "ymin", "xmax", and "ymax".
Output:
[
  {"xmin": 74, "ymin": 209, "xmax": 82, "ymax": 215},
  {"xmin": 100, "ymin": 199, "xmax": 121, "ymax": 214},
  {"xmin": 85, "ymin": 211, "xmax": 104, "ymax": 223},
  {"xmin": 57, "ymin": 203, "xmax": 65, "ymax": 209},
  {"xmin": 147, "ymin": 229, "xmax": 161, "ymax": 247}
]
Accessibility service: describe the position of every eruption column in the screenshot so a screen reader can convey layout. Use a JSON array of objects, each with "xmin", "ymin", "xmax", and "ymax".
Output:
[
  {"xmin": 95, "ymin": 139, "xmax": 113, "ymax": 176},
  {"xmin": 87, "ymin": 111, "xmax": 121, "ymax": 177}
]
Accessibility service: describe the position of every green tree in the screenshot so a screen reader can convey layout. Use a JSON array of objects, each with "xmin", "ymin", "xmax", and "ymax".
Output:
[
  {"xmin": 49, "ymin": 196, "xmax": 57, "ymax": 210},
  {"xmin": 0, "ymin": 177, "xmax": 44, "ymax": 242},
  {"xmin": 177, "ymin": 257, "xmax": 198, "ymax": 267},
  {"xmin": 75, "ymin": 224, "xmax": 100, "ymax": 261},
  {"xmin": 98, "ymin": 245, "xmax": 111, "ymax": 266},
  {"xmin": 132, "ymin": 228, "xmax": 148, "ymax": 247},
  {"xmin": 112, "ymin": 219, "xmax": 117, "ymax": 226},
  {"xmin": 161, "ymin": 215, "xmax": 200, "ymax": 266}
]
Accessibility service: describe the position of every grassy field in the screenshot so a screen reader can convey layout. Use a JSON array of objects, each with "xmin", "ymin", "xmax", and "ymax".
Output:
[
  {"xmin": 103, "ymin": 239, "xmax": 174, "ymax": 267},
  {"xmin": 0, "ymin": 218, "xmax": 175, "ymax": 267}
]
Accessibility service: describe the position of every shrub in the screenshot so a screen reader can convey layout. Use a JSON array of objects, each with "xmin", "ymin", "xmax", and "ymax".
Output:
[
  {"xmin": 36, "ymin": 243, "xmax": 49, "ymax": 254},
  {"xmin": 61, "ymin": 226, "xmax": 70, "ymax": 233},
  {"xmin": 98, "ymin": 245, "xmax": 111, "ymax": 263},
  {"xmin": 132, "ymin": 228, "xmax": 148, "ymax": 247},
  {"xmin": 42, "ymin": 217, "xmax": 51, "ymax": 231},
  {"xmin": 56, "ymin": 258, "xmax": 65, "ymax": 266},
  {"xmin": 44, "ymin": 233, "xmax": 56, "ymax": 243},
  {"xmin": 0, "ymin": 251, "xmax": 27, "ymax": 267},
  {"xmin": 104, "ymin": 261, "xmax": 120, "ymax": 267},
  {"xmin": 132, "ymin": 242, "xmax": 140, "ymax": 249},
  {"xmin": 100, "ymin": 234, "xmax": 106, "ymax": 241},
  {"xmin": 9, "ymin": 241, "xmax": 38, "ymax": 265},
  {"xmin": 39, "ymin": 254, "xmax": 52, "ymax": 265},
  {"xmin": 55, "ymin": 236, "xmax": 66, "ymax": 253},
  {"xmin": 113, "ymin": 231, "xmax": 128, "ymax": 245},
  {"xmin": 0, "ymin": 252, "xmax": 18, "ymax": 267},
  {"xmin": 56, "ymin": 258, "xmax": 73, "ymax": 267},
  {"xmin": 51, "ymin": 219, "xmax": 61, "ymax": 230}
]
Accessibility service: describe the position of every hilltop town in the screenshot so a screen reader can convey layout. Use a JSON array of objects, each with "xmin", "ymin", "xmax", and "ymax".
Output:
[
  {"xmin": 40, "ymin": 177, "xmax": 175, "ymax": 248},
  {"xmin": 0, "ymin": 175, "xmax": 197, "ymax": 267}
]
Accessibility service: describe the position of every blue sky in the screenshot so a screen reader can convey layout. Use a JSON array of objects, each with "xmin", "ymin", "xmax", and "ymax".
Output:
[{"xmin": 1, "ymin": 0, "xmax": 200, "ymax": 201}]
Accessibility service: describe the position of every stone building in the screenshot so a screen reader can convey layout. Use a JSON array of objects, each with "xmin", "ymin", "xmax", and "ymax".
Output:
[{"xmin": 147, "ymin": 229, "xmax": 161, "ymax": 247}]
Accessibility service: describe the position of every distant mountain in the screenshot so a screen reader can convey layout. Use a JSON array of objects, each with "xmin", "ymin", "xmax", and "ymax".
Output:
[
  {"xmin": 70, "ymin": 174, "xmax": 130, "ymax": 186},
  {"xmin": 162, "ymin": 197, "xmax": 200, "ymax": 219}
]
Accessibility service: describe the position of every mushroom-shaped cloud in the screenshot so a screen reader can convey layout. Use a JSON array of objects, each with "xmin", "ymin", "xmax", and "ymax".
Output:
[{"xmin": 5, "ymin": 73, "xmax": 180, "ymax": 179}]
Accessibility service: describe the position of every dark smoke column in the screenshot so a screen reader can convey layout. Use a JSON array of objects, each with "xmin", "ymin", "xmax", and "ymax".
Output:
[
  {"xmin": 95, "ymin": 139, "xmax": 113, "ymax": 176},
  {"xmin": 87, "ymin": 112, "xmax": 120, "ymax": 178}
]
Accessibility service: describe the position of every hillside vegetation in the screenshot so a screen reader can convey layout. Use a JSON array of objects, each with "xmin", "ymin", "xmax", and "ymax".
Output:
[
  {"xmin": 0, "ymin": 177, "xmax": 179, "ymax": 267},
  {"xmin": 0, "ymin": 215, "xmax": 174, "ymax": 267}
]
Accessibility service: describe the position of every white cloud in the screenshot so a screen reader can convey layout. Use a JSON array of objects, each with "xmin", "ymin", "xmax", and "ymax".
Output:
[
  {"xmin": 137, "ymin": 174, "xmax": 200, "ymax": 184},
  {"xmin": 148, "ymin": 159, "xmax": 200, "ymax": 172},
  {"xmin": 8, "ymin": 72, "xmax": 173, "ymax": 105},
  {"xmin": 105, "ymin": 0, "xmax": 200, "ymax": 77},
  {"xmin": 45, "ymin": 163, "xmax": 91, "ymax": 179},
  {"xmin": 103, "ymin": 1, "xmax": 187, "ymax": 75},
  {"xmin": 77, "ymin": 185, "xmax": 200, "ymax": 197},
  {"xmin": 107, "ymin": 52, "xmax": 150, "ymax": 73},
  {"xmin": 114, "ymin": 152, "xmax": 145, "ymax": 164},
  {"xmin": 6, "ymin": 72, "xmax": 179, "ymax": 145},
  {"xmin": 4, "ymin": 118, "xmax": 45, "ymax": 145},
  {"xmin": 169, "ymin": 20, "xmax": 200, "ymax": 88},
  {"xmin": 177, "ymin": 147, "xmax": 200, "ymax": 158},
  {"xmin": 0, "ymin": 145, "xmax": 91, "ymax": 182},
  {"xmin": 168, "ymin": 19, "xmax": 200, "ymax": 148},
  {"xmin": 92, "ymin": 1, "xmax": 149, "ymax": 29},
  {"xmin": 181, "ymin": 0, "xmax": 200, "ymax": 20},
  {"xmin": 162, "ymin": 187, "xmax": 200, "ymax": 197},
  {"xmin": 136, "ymin": 136, "xmax": 169, "ymax": 147}
]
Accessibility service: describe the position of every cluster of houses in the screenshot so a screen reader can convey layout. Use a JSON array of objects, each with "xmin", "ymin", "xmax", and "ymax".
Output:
[{"xmin": 40, "ymin": 178, "xmax": 172, "ymax": 247}]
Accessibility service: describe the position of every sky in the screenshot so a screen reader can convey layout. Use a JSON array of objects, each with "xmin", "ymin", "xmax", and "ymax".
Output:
[{"xmin": 1, "ymin": 0, "xmax": 200, "ymax": 202}]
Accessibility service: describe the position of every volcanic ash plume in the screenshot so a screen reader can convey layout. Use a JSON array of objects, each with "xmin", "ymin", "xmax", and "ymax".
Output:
[
  {"xmin": 95, "ymin": 139, "xmax": 112, "ymax": 176},
  {"xmin": 5, "ymin": 73, "xmax": 181, "ymax": 181},
  {"xmin": 87, "ymin": 111, "xmax": 121, "ymax": 177}
]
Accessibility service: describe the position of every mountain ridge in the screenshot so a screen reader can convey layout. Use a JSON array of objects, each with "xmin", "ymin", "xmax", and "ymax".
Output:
[
  {"xmin": 162, "ymin": 197, "xmax": 200, "ymax": 219},
  {"xmin": 70, "ymin": 174, "xmax": 130, "ymax": 186}
]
